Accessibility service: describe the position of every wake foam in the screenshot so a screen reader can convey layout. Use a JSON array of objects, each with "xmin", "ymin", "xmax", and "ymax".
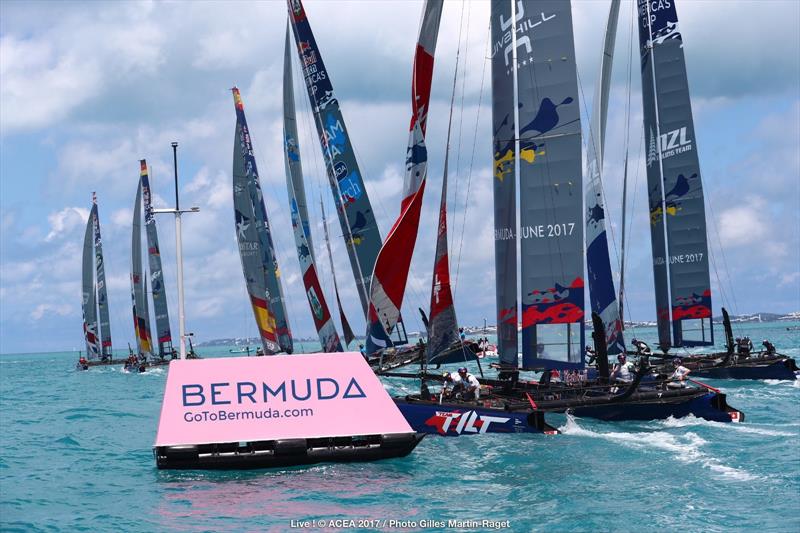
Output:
[{"xmin": 560, "ymin": 415, "xmax": 759, "ymax": 482}]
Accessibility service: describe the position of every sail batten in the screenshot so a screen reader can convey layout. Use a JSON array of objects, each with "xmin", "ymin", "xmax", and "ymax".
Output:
[
  {"xmin": 140, "ymin": 161, "xmax": 172, "ymax": 356},
  {"xmin": 638, "ymin": 0, "xmax": 713, "ymax": 348},
  {"xmin": 287, "ymin": 0, "xmax": 382, "ymax": 318},
  {"xmin": 283, "ymin": 24, "xmax": 343, "ymax": 353},
  {"xmin": 232, "ymin": 88, "xmax": 292, "ymax": 354},
  {"xmin": 586, "ymin": 0, "xmax": 624, "ymax": 355}
]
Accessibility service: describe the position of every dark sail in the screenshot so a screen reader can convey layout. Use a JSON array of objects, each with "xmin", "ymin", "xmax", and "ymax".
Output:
[
  {"xmin": 490, "ymin": 0, "xmax": 519, "ymax": 367},
  {"xmin": 131, "ymin": 180, "xmax": 153, "ymax": 357},
  {"xmin": 288, "ymin": 0, "xmax": 382, "ymax": 317},
  {"xmin": 81, "ymin": 204, "xmax": 99, "ymax": 359},
  {"xmin": 140, "ymin": 161, "xmax": 172, "ymax": 357},
  {"xmin": 232, "ymin": 88, "xmax": 289, "ymax": 354},
  {"xmin": 638, "ymin": 0, "xmax": 713, "ymax": 348},
  {"xmin": 92, "ymin": 193, "xmax": 112, "ymax": 357},
  {"xmin": 283, "ymin": 25, "xmax": 343, "ymax": 353},
  {"xmin": 321, "ymin": 199, "xmax": 355, "ymax": 347},
  {"xmin": 586, "ymin": 0, "xmax": 624, "ymax": 355},
  {"xmin": 517, "ymin": 0, "xmax": 585, "ymax": 370}
]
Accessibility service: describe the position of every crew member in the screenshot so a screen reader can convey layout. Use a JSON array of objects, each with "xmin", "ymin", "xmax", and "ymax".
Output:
[
  {"xmin": 457, "ymin": 367, "xmax": 481, "ymax": 400},
  {"xmin": 585, "ymin": 346, "xmax": 597, "ymax": 365},
  {"xmin": 762, "ymin": 339, "xmax": 776, "ymax": 355},
  {"xmin": 737, "ymin": 336, "xmax": 753, "ymax": 357},
  {"xmin": 631, "ymin": 338, "xmax": 651, "ymax": 356},
  {"xmin": 441, "ymin": 371, "xmax": 462, "ymax": 399},
  {"xmin": 610, "ymin": 354, "xmax": 633, "ymax": 383},
  {"xmin": 668, "ymin": 358, "xmax": 691, "ymax": 388}
]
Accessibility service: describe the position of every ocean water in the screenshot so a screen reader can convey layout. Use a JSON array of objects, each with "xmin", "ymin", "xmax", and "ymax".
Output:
[{"xmin": 1, "ymin": 323, "xmax": 798, "ymax": 532}]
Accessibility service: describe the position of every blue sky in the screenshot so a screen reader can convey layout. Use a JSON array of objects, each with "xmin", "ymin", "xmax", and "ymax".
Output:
[{"xmin": 1, "ymin": 0, "xmax": 798, "ymax": 354}]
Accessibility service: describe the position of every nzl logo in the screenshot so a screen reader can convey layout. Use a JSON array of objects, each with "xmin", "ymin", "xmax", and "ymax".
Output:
[
  {"xmin": 425, "ymin": 410, "xmax": 510, "ymax": 435},
  {"xmin": 659, "ymin": 127, "xmax": 690, "ymax": 152}
]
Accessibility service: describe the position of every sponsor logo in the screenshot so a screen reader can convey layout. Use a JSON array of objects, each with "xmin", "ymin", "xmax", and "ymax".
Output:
[{"xmin": 424, "ymin": 410, "xmax": 511, "ymax": 435}]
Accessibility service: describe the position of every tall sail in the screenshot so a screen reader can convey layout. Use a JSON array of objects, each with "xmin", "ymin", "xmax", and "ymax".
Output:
[
  {"xmin": 287, "ymin": 0, "xmax": 382, "ymax": 317},
  {"xmin": 232, "ymin": 87, "xmax": 292, "ymax": 354},
  {"xmin": 81, "ymin": 205, "xmax": 100, "ymax": 359},
  {"xmin": 585, "ymin": 0, "xmax": 624, "ymax": 355},
  {"xmin": 321, "ymin": 199, "xmax": 355, "ymax": 347},
  {"xmin": 131, "ymin": 179, "xmax": 153, "ymax": 356},
  {"xmin": 283, "ymin": 26, "xmax": 343, "ymax": 353},
  {"xmin": 518, "ymin": 0, "xmax": 585, "ymax": 369},
  {"xmin": 140, "ymin": 160, "xmax": 172, "ymax": 357},
  {"xmin": 366, "ymin": 0, "xmax": 444, "ymax": 354},
  {"xmin": 638, "ymin": 0, "xmax": 713, "ymax": 348},
  {"xmin": 490, "ymin": 0, "xmax": 519, "ymax": 368},
  {"xmin": 92, "ymin": 193, "xmax": 112, "ymax": 357}
]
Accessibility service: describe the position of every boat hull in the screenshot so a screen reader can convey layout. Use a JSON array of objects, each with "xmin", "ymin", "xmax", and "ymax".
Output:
[
  {"xmin": 154, "ymin": 433, "xmax": 424, "ymax": 470},
  {"xmin": 393, "ymin": 397, "xmax": 558, "ymax": 436},
  {"xmin": 565, "ymin": 391, "xmax": 743, "ymax": 423},
  {"xmin": 689, "ymin": 359, "xmax": 798, "ymax": 380}
]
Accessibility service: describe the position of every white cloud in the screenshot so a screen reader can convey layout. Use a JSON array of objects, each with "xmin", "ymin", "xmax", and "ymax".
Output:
[
  {"xmin": 45, "ymin": 206, "xmax": 89, "ymax": 242},
  {"xmin": 30, "ymin": 303, "xmax": 72, "ymax": 321}
]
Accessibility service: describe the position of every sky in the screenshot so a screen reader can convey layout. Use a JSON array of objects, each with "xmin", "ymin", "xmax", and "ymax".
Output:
[{"xmin": 0, "ymin": 0, "xmax": 798, "ymax": 355}]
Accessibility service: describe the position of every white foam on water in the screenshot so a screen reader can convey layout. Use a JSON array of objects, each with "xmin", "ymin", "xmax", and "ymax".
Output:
[
  {"xmin": 660, "ymin": 415, "xmax": 796, "ymax": 437},
  {"xmin": 560, "ymin": 415, "xmax": 759, "ymax": 482}
]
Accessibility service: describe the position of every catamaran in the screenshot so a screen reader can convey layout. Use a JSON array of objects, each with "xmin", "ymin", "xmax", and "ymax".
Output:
[
  {"xmin": 79, "ymin": 193, "xmax": 114, "ymax": 367},
  {"xmin": 392, "ymin": 0, "xmax": 745, "ymax": 434},
  {"xmin": 130, "ymin": 160, "xmax": 175, "ymax": 368}
]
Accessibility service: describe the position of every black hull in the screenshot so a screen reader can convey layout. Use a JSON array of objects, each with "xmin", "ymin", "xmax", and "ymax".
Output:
[
  {"xmin": 154, "ymin": 433, "xmax": 424, "ymax": 470},
  {"xmin": 647, "ymin": 353, "xmax": 799, "ymax": 381}
]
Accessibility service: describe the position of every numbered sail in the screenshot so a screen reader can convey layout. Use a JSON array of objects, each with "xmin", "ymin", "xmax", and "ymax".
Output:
[
  {"xmin": 140, "ymin": 160, "xmax": 172, "ymax": 357},
  {"xmin": 321, "ymin": 200, "xmax": 355, "ymax": 347},
  {"xmin": 366, "ymin": 0, "xmax": 443, "ymax": 354},
  {"xmin": 516, "ymin": 0, "xmax": 585, "ymax": 369},
  {"xmin": 490, "ymin": 0, "xmax": 519, "ymax": 368},
  {"xmin": 92, "ymin": 194, "xmax": 112, "ymax": 357},
  {"xmin": 81, "ymin": 204, "xmax": 99, "ymax": 359},
  {"xmin": 638, "ymin": 0, "xmax": 713, "ymax": 348},
  {"xmin": 586, "ymin": 0, "xmax": 624, "ymax": 355},
  {"xmin": 287, "ymin": 0, "xmax": 382, "ymax": 316},
  {"xmin": 131, "ymin": 179, "xmax": 153, "ymax": 356},
  {"xmin": 232, "ymin": 88, "xmax": 291, "ymax": 354},
  {"xmin": 283, "ymin": 26, "xmax": 343, "ymax": 353}
]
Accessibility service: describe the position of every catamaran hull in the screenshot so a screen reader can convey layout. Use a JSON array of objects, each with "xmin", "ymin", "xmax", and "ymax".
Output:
[
  {"xmin": 393, "ymin": 398, "xmax": 558, "ymax": 436},
  {"xmin": 688, "ymin": 359, "xmax": 798, "ymax": 381},
  {"xmin": 154, "ymin": 433, "xmax": 424, "ymax": 470},
  {"xmin": 565, "ymin": 392, "xmax": 743, "ymax": 423}
]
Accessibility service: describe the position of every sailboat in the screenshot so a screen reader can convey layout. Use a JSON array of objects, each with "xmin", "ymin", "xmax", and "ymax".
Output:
[
  {"xmin": 129, "ymin": 160, "xmax": 175, "ymax": 368},
  {"xmin": 79, "ymin": 193, "xmax": 114, "ymax": 367},
  {"xmin": 613, "ymin": 0, "xmax": 797, "ymax": 380},
  {"xmin": 394, "ymin": 0, "xmax": 744, "ymax": 434},
  {"xmin": 232, "ymin": 87, "xmax": 292, "ymax": 356},
  {"xmin": 282, "ymin": 24, "xmax": 343, "ymax": 354}
]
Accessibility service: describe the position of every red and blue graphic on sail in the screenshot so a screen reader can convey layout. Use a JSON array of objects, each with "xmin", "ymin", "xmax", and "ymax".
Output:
[
  {"xmin": 522, "ymin": 278, "xmax": 585, "ymax": 327},
  {"xmin": 366, "ymin": 0, "xmax": 443, "ymax": 354}
]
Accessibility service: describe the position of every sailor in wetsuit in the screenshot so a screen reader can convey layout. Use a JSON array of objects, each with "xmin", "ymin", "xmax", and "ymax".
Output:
[
  {"xmin": 762, "ymin": 339, "xmax": 776, "ymax": 355},
  {"xmin": 631, "ymin": 338, "xmax": 651, "ymax": 356}
]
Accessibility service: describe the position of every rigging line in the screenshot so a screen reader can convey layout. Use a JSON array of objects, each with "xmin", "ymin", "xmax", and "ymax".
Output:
[
  {"xmin": 452, "ymin": 21, "xmax": 489, "ymax": 300},
  {"xmin": 448, "ymin": 0, "xmax": 468, "ymax": 262},
  {"xmin": 705, "ymin": 186, "xmax": 739, "ymax": 315},
  {"xmin": 618, "ymin": 0, "xmax": 635, "ymax": 326},
  {"xmin": 621, "ymin": 122, "xmax": 645, "ymax": 327}
]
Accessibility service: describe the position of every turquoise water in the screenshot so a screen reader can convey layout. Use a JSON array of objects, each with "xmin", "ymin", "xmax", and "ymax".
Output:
[{"xmin": 1, "ymin": 324, "xmax": 798, "ymax": 532}]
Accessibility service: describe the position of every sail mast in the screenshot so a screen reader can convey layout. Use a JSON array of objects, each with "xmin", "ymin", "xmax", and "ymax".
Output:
[
  {"xmin": 287, "ymin": 0, "xmax": 381, "ymax": 318},
  {"xmin": 365, "ymin": 0, "xmax": 444, "ymax": 354},
  {"xmin": 81, "ymin": 202, "xmax": 100, "ymax": 359},
  {"xmin": 283, "ymin": 24, "xmax": 343, "ymax": 353},
  {"xmin": 141, "ymin": 161, "xmax": 172, "ymax": 357},
  {"xmin": 321, "ymin": 199, "xmax": 355, "ymax": 347},
  {"xmin": 585, "ymin": 0, "xmax": 624, "ymax": 355}
]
